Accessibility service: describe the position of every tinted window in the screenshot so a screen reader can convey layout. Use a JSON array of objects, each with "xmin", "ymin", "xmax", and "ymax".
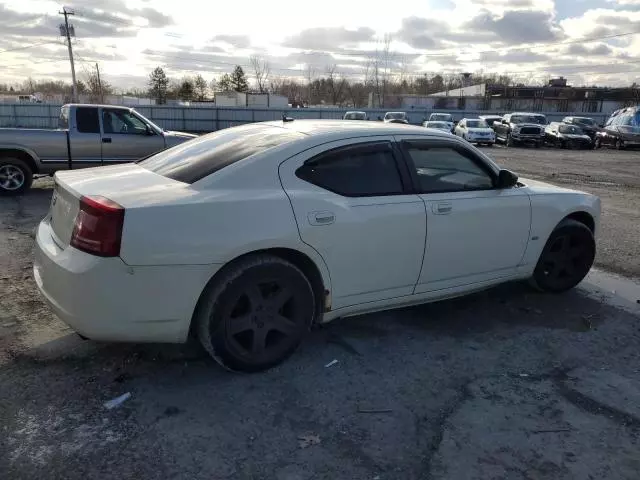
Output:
[
  {"xmin": 75, "ymin": 107, "xmax": 100, "ymax": 133},
  {"xmin": 466, "ymin": 120, "xmax": 488, "ymax": 128},
  {"xmin": 296, "ymin": 143, "xmax": 403, "ymax": 197},
  {"xmin": 404, "ymin": 143, "xmax": 494, "ymax": 193},
  {"xmin": 140, "ymin": 125, "xmax": 303, "ymax": 184},
  {"xmin": 559, "ymin": 125, "xmax": 582, "ymax": 134}
]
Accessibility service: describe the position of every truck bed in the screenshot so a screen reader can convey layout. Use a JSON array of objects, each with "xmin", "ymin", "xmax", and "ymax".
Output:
[{"xmin": 0, "ymin": 128, "xmax": 69, "ymax": 168}]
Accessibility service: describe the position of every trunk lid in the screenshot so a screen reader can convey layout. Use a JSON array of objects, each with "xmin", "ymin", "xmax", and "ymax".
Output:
[{"xmin": 50, "ymin": 163, "xmax": 188, "ymax": 248}]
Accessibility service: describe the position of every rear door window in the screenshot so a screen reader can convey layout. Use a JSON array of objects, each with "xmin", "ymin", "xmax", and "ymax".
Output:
[
  {"xmin": 75, "ymin": 107, "xmax": 100, "ymax": 134},
  {"xmin": 139, "ymin": 125, "xmax": 303, "ymax": 184}
]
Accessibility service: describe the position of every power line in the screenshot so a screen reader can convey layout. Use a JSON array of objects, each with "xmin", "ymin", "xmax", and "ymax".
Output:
[{"xmin": 0, "ymin": 41, "xmax": 56, "ymax": 55}]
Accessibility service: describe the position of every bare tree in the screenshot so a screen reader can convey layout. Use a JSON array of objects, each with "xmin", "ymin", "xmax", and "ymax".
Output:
[
  {"xmin": 250, "ymin": 55, "xmax": 271, "ymax": 93},
  {"xmin": 325, "ymin": 64, "xmax": 347, "ymax": 106},
  {"xmin": 305, "ymin": 64, "xmax": 315, "ymax": 106}
]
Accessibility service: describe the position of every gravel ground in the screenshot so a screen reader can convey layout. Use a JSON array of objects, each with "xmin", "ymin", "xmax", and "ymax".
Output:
[{"xmin": 1, "ymin": 149, "xmax": 640, "ymax": 479}]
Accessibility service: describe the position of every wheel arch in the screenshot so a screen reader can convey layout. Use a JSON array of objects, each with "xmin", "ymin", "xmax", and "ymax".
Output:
[
  {"xmin": 188, "ymin": 247, "xmax": 330, "ymax": 338},
  {"xmin": 0, "ymin": 147, "xmax": 39, "ymax": 174},
  {"xmin": 563, "ymin": 211, "xmax": 595, "ymax": 233}
]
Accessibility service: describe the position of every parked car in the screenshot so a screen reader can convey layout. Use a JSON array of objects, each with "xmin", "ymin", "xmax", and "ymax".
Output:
[
  {"xmin": 343, "ymin": 111, "xmax": 367, "ymax": 120},
  {"xmin": 0, "ymin": 104, "xmax": 196, "ymax": 195},
  {"xmin": 454, "ymin": 118, "xmax": 495, "ymax": 146},
  {"xmin": 561, "ymin": 116, "xmax": 599, "ymax": 142},
  {"xmin": 383, "ymin": 112, "xmax": 408, "ymax": 124},
  {"xmin": 428, "ymin": 113, "xmax": 454, "ymax": 131},
  {"xmin": 423, "ymin": 121, "xmax": 453, "ymax": 133},
  {"xmin": 545, "ymin": 122, "xmax": 592, "ymax": 149},
  {"xmin": 493, "ymin": 112, "xmax": 547, "ymax": 147},
  {"xmin": 479, "ymin": 115, "xmax": 503, "ymax": 127},
  {"xmin": 34, "ymin": 120, "xmax": 600, "ymax": 372},
  {"xmin": 595, "ymin": 106, "xmax": 640, "ymax": 150}
]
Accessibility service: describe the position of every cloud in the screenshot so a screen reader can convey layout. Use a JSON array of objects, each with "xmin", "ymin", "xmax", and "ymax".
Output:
[
  {"xmin": 470, "ymin": 0, "xmax": 535, "ymax": 6},
  {"xmin": 465, "ymin": 9, "xmax": 565, "ymax": 43},
  {"xmin": 282, "ymin": 27, "xmax": 376, "ymax": 50},
  {"xmin": 480, "ymin": 49, "xmax": 552, "ymax": 63},
  {"xmin": 566, "ymin": 43, "xmax": 614, "ymax": 56},
  {"xmin": 396, "ymin": 17, "xmax": 446, "ymax": 49},
  {"xmin": 211, "ymin": 35, "xmax": 252, "ymax": 48}
]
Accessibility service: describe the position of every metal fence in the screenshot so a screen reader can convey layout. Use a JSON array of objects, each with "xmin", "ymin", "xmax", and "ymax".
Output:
[{"xmin": 0, "ymin": 103, "xmax": 613, "ymax": 132}]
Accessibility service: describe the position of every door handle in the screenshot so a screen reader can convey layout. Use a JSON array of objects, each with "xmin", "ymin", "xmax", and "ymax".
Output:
[
  {"xmin": 432, "ymin": 202, "xmax": 452, "ymax": 215},
  {"xmin": 308, "ymin": 211, "xmax": 335, "ymax": 226},
  {"xmin": 102, "ymin": 138, "xmax": 112, "ymax": 143}
]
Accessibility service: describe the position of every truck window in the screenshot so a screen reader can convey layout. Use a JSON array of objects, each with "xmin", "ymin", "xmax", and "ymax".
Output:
[
  {"xmin": 59, "ymin": 107, "xmax": 70, "ymax": 129},
  {"xmin": 76, "ymin": 107, "xmax": 100, "ymax": 134},
  {"xmin": 102, "ymin": 109, "xmax": 148, "ymax": 135}
]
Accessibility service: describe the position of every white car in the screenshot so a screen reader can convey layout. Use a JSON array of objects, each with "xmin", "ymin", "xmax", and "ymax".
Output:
[
  {"xmin": 455, "ymin": 118, "xmax": 496, "ymax": 146},
  {"xmin": 383, "ymin": 112, "xmax": 408, "ymax": 124},
  {"xmin": 428, "ymin": 113, "xmax": 454, "ymax": 131},
  {"xmin": 423, "ymin": 121, "xmax": 454, "ymax": 133},
  {"xmin": 34, "ymin": 120, "xmax": 600, "ymax": 372},
  {"xmin": 343, "ymin": 111, "xmax": 367, "ymax": 120}
]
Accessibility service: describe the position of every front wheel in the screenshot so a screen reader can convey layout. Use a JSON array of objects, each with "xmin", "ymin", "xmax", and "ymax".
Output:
[
  {"xmin": 594, "ymin": 138, "xmax": 602, "ymax": 149},
  {"xmin": 530, "ymin": 219, "xmax": 595, "ymax": 293},
  {"xmin": 615, "ymin": 138, "xmax": 624, "ymax": 150},
  {"xmin": 506, "ymin": 133, "xmax": 514, "ymax": 147},
  {"xmin": 0, "ymin": 157, "xmax": 33, "ymax": 196},
  {"xmin": 196, "ymin": 254, "xmax": 316, "ymax": 372}
]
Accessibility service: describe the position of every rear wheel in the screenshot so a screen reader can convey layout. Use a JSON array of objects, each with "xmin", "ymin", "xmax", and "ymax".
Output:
[
  {"xmin": 0, "ymin": 157, "xmax": 33, "ymax": 196},
  {"xmin": 594, "ymin": 137, "xmax": 602, "ymax": 149},
  {"xmin": 530, "ymin": 219, "xmax": 595, "ymax": 293},
  {"xmin": 615, "ymin": 138, "xmax": 624, "ymax": 150},
  {"xmin": 196, "ymin": 254, "xmax": 316, "ymax": 372}
]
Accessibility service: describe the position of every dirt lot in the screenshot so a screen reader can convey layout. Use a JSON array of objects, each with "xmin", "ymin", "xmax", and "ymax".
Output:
[{"xmin": 1, "ymin": 148, "xmax": 640, "ymax": 480}]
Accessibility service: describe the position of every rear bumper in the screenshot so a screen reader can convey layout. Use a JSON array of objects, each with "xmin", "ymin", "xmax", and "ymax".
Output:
[{"xmin": 34, "ymin": 219, "xmax": 220, "ymax": 343}]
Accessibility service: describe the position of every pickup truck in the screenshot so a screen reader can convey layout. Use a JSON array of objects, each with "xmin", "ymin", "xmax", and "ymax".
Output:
[{"xmin": 0, "ymin": 104, "xmax": 196, "ymax": 195}]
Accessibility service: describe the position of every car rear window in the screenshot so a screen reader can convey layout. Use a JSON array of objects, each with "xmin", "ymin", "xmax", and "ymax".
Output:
[{"xmin": 138, "ymin": 125, "xmax": 304, "ymax": 183}]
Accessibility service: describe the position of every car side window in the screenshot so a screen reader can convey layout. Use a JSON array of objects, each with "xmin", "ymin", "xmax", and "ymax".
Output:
[
  {"xmin": 403, "ymin": 142, "xmax": 494, "ymax": 193},
  {"xmin": 102, "ymin": 109, "xmax": 148, "ymax": 135},
  {"xmin": 75, "ymin": 107, "xmax": 100, "ymax": 134},
  {"xmin": 296, "ymin": 142, "xmax": 404, "ymax": 197}
]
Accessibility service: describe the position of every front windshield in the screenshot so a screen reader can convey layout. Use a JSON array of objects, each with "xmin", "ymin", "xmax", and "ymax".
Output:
[
  {"xmin": 511, "ymin": 115, "xmax": 546, "ymax": 125},
  {"xmin": 134, "ymin": 110, "xmax": 163, "ymax": 133},
  {"xmin": 427, "ymin": 122, "xmax": 448, "ymax": 128},
  {"xmin": 466, "ymin": 120, "xmax": 488, "ymax": 128},
  {"xmin": 386, "ymin": 112, "xmax": 406, "ymax": 120},
  {"xmin": 559, "ymin": 125, "xmax": 583, "ymax": 134},
  {"xmin": 574, "ymin": 118, "xmax": 595, "ymax": 126},
  {"xmin": 345, "ymin": 112, "xmax": 366, "ymax": 120},
  {"xmin": 431, "ymin": 114, "xmax": 452, "ymax": 121}
]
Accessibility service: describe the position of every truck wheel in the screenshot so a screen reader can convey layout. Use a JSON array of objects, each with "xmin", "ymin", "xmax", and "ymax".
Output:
[
  {"xmin": 0, "ymin": 157, "xmax": 33, "ymax": 196},
  {"xmin": 196, "ymin": 254, "xmax": 316, "ymax": 372}
]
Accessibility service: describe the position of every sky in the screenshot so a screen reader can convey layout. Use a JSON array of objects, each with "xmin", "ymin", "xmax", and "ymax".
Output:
[{"xmin": 1, "ymin": 0, "xmax": 640, "ymax": 91}]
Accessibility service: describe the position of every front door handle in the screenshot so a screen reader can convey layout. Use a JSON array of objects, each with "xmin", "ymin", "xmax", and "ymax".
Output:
[
  {"xmin": 308, "ymin": 211, "xmax": 335, "ymax": 226},
  {"xmin": 432, "ymin": 202, "xmax": 452, "ymax": 215},
  {"xmin": 102, "ymin": 137, "xmax": 112, "ymax": 143}
]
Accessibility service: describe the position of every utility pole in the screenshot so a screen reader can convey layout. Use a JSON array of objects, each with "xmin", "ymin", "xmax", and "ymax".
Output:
[
  {"xmin": 59, "ymin": 7, "xmax": 77, "ymax": 102},
  {"xmin": 95, "ymin": 63, "xmax": 103, "ymax": 103}
]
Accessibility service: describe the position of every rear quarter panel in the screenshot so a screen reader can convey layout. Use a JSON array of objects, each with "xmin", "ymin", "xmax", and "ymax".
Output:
[
  {"xmin": 118, "ymin": 145, "xmax": 332, "ymax": 293},
  {"xmin": 519, "ymin": 185, "xmax": 601, "ymax": 267}
]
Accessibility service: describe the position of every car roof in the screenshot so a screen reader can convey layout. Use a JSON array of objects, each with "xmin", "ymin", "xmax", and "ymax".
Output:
[
  {"xmin": 511, "ymin": 112, "xmax": 546, "ymax": 116},
  {"xmin": 479, "ymin": 114, "xmax": 501, "ymax": 118},
  {"xmin": 63, "ymin": 103, "xmax": 130, "ymax": 110},
  {"xmin": 259, "ymin": 119, "xmax": 449, "ymax": 139}
]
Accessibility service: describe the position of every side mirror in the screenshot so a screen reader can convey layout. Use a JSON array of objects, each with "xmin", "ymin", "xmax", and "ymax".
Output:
[
  {"xmin": 145, "ymin": 125, "xmax": 155, "ymax": 136},
  {"xmin": 497, "ymin": 169, "xmax": 518, "ymax": 189}
]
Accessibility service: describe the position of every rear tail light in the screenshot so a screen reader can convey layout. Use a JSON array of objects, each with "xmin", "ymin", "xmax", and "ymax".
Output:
[{"xmin": 70, "ymin": 196, "xmax": 124, "ymax": 257}]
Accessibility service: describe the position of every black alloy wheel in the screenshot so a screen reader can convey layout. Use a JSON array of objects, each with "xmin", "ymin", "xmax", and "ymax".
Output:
[
  {"xmin": 531, "ymin": 219, "xmax": 595, "ymax": 293},
  {"xmin": 196, "ymin": 254, "xmax": 315, "ymax": 372}
]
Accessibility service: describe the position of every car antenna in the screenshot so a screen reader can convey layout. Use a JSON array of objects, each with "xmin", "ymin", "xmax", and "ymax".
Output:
[{"xmin": 282, "ymin": 113, "xmax": 294, "ymax": 122}]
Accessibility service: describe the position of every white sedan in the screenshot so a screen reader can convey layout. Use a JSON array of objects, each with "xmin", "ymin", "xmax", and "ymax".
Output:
[
  {"xmin": 455, "ymin": 118, "xmax": 496, "ymax": 145},
  {"xmin": 34, "ymin": 120, "xmax": 600, "ymax": 372}
]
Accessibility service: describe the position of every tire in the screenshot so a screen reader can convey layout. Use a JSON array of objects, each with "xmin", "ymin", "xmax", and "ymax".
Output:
[
  {"xmin": 486, "ymin": 143, "xmax": 493, "ymax": 147},
  {"xmin": 534, "ymin": 141, "xmax": 542, "ymax": 149},
  {"xmin": 195, "ymin": 254, "xmax": 316, "ymax": 372},
  {"xmin": 594, "ymin": 138, "xmax": 602, "ymax": 149},
  {"xmin": 530, "ymin": 219, "xmax": 595, "ymax": 293},
  {"xmin": 0, "ymin": 157, "xmax": 33, "ymax": 196},
  {"xmin": 615, "ymin": 138, "xmax": 624, "ymax": 150}
]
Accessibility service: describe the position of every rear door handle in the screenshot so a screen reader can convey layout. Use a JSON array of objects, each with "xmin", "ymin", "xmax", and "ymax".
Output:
[
  {"xmin": 432, "ymin": 202, "xmax": 452, "ymax": 215},
  {"xmin": 102, "ymin": 137, "xmax": 112, "ymax": 143},
  {"xmin": 308, "ymin": 211, "xmax": 335, "ymax": 226}
]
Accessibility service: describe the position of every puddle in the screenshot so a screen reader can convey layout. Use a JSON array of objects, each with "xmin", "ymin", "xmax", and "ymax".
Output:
[{"xmin": 580, "ymin": 269, "xmax": 640, "ymax": 314}]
